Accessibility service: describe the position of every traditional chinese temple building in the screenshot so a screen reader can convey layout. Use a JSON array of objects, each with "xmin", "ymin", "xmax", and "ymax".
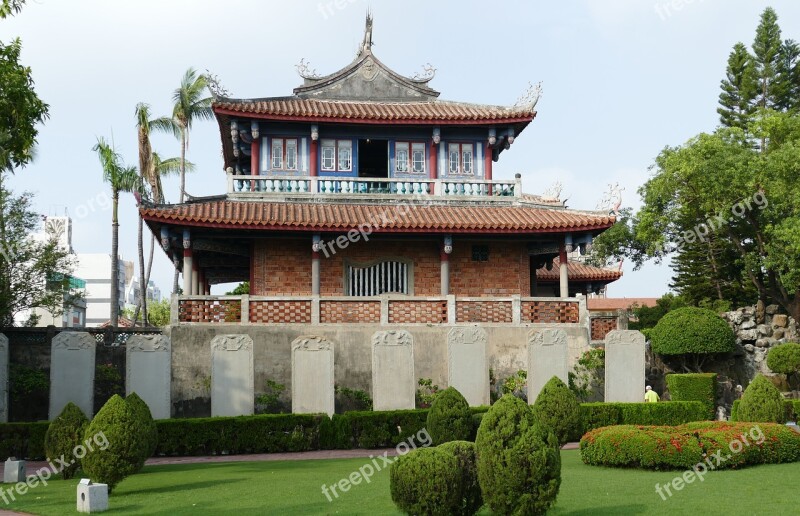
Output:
[{"xmin": 141, "ymin": 16, "xmax": 620, "ymax": 414}]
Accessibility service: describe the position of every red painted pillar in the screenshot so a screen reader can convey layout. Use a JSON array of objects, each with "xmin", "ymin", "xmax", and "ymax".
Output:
[
  {"xmin": 310, "ymin": 140, "xmax": 319, "ymax": 177},
  {"xmin": 485, "ymin": 146, "xmax": 493, "ymax": 196},
  {"xmin": 250, "ymin": 139, "xmax": 259, "ymax": 191},
  {"xmin": 429, "ymin": 143, "xmax": 437, "ymax": 180}
]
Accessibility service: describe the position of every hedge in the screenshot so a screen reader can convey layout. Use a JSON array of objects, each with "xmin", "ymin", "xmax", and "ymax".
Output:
[
  {"xmin": 0, "ymin": 402, "xmax": 709, "ymax": 460},
  {"xmin": 731, "ymin": 399, "xmax": 800, "ymax": 423},
  {"xmin": 581, "ymin": 422, "xmax": 800, "ymax": 470},
  {"xmin": 666, "ymin": 373, "xmax": 717, "ymax": 419},
  {"xmin": 580, "ymin": 402, "xmax": 709, "ymax": 433}
]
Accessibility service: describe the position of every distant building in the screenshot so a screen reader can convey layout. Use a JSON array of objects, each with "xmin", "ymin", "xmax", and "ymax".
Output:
[
  {"xmin": 74, "ymin": 253, "xmax": 133, "ymax": 327},
  {"xmin": 125, "ymin": 277, "xmax": 162, "ymax": 312}
]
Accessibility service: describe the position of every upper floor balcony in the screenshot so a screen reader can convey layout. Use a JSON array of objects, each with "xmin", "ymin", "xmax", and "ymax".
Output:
[{"xmin": 227, "ymin": 172, "xmax": 522, "ymax": 200}]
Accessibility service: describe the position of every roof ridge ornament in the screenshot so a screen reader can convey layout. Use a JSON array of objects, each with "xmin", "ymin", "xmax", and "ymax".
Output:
[
  {"xmin": 358, "ymin": 9, "xmax": 374, "ymax": 57},
  {"xmin": 411, "ymin": 63, "xmax": 437, "ymax": 82},
  {"xmin": 205, "ymin": 70, "xmax": 231, "ymax": 99},
  {"xmin": 596, "ymin": 182, "xmax": 624, "ymax": 216},
  {"xmin": 514, "ymin": 81, "xmax": 543, "ymax": 110},
  {"xmin": 296, "ymin": 58, "xmax": 321, "ymax": 80}
]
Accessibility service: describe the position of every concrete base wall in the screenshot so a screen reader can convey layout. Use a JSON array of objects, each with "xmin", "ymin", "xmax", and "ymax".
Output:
[{"xmin": 167, "ymin": 323, "xmax": 589, "ymax": 416}]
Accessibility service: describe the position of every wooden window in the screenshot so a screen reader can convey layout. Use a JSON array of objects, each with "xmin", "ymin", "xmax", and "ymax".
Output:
[
  {"xmin": 321, "ymin": 139, "xmax": 352, "ymax": 172},
  {"xmin": 412, "ymin": 143, "xmax": 425, "ymax": 173},
  {"xmin": 347, "ymin": 260, "xmax": 409, "ymax": 296},
  {"xmin": 471, "ymin": 245, "xmax": 489, "ymax": 262},
  {"xmin": 447, "ymin": 143, "xmax": 475, "ymax": 175},
  {"xmin": 395, "ymin": 142, "xmax": 409, "ymax": 173},
  {"xmin": 270, "ymin": 138, "xmax": 298, "ymax": 171},
  {"xmin": 321, "ymin": 139, "xmax": 336, "ymax": 171},
  {"xmin": 272, "ymin": 138, "xmax": 284, "ymax": 169}
]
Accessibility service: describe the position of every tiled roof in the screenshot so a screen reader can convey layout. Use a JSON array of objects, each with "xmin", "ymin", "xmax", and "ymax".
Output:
[
  {"xmin": 537, "ymin": 258, "xmax": 622, "ymax": 283},
  {"xmin": 587, "ymin": 298, "xmax": 659, "ymax": 311},
  {"xmin": 141, "ymin": 200, "xmax": 614, "ymax": 234},
  {"xmin": 213, "ymin": 98, "xmax": 535, "ymax": 125}
]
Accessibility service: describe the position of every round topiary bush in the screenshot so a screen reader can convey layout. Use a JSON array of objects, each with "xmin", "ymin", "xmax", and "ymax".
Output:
[
  {"xmin": 436, "ymin": 441, "xmax": 482, "ymax": 515},
  {"xmin": 531, "ymin": 376, "xmax": 581, "ymax": 445},
  {"xmin": 389, "ymin": 447, "xmax": 463, "ymax": 516},
  {"xmin": 767, "ymin": 342, "xmax": 800, "ymax": 375},
  {"xmin": 737, "ymin": 374, "xmax": 786, "ymax": 423},
  {"xmin": 81, "ymin": 394, "xmax": 150, "ymax": 492},
  {"xmin": 44, "ymin": 402, "xmax": 88, "ymax": 479},
  {"xmin": 426, "ymin": 387, "xmax": 472, "ymax": 445},
  {"xmin": 126, "ymin": 392, "xmax": 158, "ymax": 468},
  {"xmin": 475, "ymin": 394, "xmax": 561, "ymax": 515},
  {"xmin": 650, "ymin": 307, "xmax": 735, "ymax": 357}
]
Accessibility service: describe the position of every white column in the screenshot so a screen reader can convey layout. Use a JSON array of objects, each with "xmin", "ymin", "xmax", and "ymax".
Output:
[{"xmin": 559, "ymin": 242, "xmax": 569, "ymax": 298}]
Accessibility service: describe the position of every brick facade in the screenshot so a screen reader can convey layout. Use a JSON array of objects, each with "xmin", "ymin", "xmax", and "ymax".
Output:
[
  {"xmin": 388, "ymin": 300, "xmax": 448, "ymax": 324},
  {"xmin": 455, "ymin": 300, "xmax": 513, "ymax": 323},
  {"xmin": 521, "ymin": 300, "xmax": 579, "ymax": 324},
  {"xmin": 320, "ymin": 300, "xmax": 381, "ymax": 323},
  {"xmin": 251, "ymin": 237, "xmax": 531, "ymax": 297},
  {"xmin": 249, "ymin": 300, "xmax": 312, "ymax": 324},
  {"xmin": 591, "ymin": 316, "xmax": 618, "ymax": 341}
]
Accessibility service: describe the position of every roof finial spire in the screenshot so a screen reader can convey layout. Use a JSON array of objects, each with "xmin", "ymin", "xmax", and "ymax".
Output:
[{"xmin": 360, "ymin": 9, "xmax": 374, "ymax": 56}]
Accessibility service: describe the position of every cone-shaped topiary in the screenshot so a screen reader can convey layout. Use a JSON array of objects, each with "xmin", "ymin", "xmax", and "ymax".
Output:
[
  {"xmin": 44, "ymin": 402, "xmax": 88, "ymax": 479},
  {"xmin": 126, "ymin": 392, "xmax": 158, "ymax": 469},
  {"xmin": 532, "ymin": 376, "xmax": 581, "ymax": 445},
  {"xmin": 81, "ymin": 394, "xmax": 150, "ymax": 492},
  {"xmin": 736, "ymin": 374, "xmax": 786, "ymax": 423},
  {"xmin": 437, "ymin": 441, "xmax": 483, "ymax": 515},
  {"xmin": 476, "ymin": 394, "xmax": 561, "ymax": 515},
  {"xmin": 427, "ymin": 387, "xmax": 473, "ymax": 445},
  {"xmin": 390, "ymin": 447, "xmax": 463, "ymax": 516}
]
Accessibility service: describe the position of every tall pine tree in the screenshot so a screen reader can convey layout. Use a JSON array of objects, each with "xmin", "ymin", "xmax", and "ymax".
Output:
[
  {"xmin": 750, "ymin": 7, "xmax": 784, "ymax": 112},
  {"xmin": 717, "ymin": 42, "xmax": 756, "ymax": 129}
]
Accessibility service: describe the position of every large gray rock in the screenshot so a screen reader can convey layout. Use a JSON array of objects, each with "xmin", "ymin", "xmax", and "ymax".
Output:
[
  {"xmin": 50, "ymin": 332, "xmax": 95, "ymax": 420},
  {"xmin": 211, "ymin": 335, "xmax": 254, "ymax": 417},
  {"xmin": 765, "ymin": 304, "xmax": 780, "ymax": 315},
  {"xmin": 757, "ymin": 325, "xmax": 773, "ymax": 337},
  {"xmin": 738, "ymin": 329, "xmax": 758, "ymax": 342},
  {"xmin": 740, "ymin": 320, "xmax": 756, "ymax": 330},
  {"xmin": 772, "ymin": 314, "xmax": 789, "ymax": 328}
]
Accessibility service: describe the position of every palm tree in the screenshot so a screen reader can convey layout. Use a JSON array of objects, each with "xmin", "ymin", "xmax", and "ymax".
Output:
[
  {"xmin": 134, "ymin": 103, "xmax": 178, "ymax": 325},
  {"xmin": 94, "ymin": 137, "xmax": 138, "ymax": 327},
  {"xmin": 172, "ymin": 68, "xmax": 212, "ymax": 203}
]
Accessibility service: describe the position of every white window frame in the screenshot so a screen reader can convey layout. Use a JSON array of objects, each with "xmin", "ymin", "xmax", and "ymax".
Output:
[
  {"xmin": 321, "ymin": 139, "xmax": 352, "ymax": 172},
  {"xmin": 272, "ymin": 138, "xmax": 284, "ymax": 170},
  {"xmin": 337, "ymin": 140, "xmax": 352, "ymax": 172},
  {"xmin": 321, "ymin": 139, "xmax": 336, "ymax": 171},
  {"xmin": 447, "ymin": 142, "xmax": 475, "ymax": 175},
  {"xmin": 411, "ymin": 143, "xmax": 426, "ymax": 174},
  {"xmin": 270, "ymin": 137, "xmax": 299, "ymax": 171}
]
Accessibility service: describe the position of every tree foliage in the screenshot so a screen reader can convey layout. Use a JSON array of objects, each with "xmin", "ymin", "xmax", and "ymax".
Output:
[
  {"xmin": 44, "ymin": 402, "xmax": 88, "ymax": 479},
  {"xmin": 650, "ymin": 307, "xmax": 735, "ymax": 372},
  {"xmin": 736, "ymin": 374, "xmax": 786, "ymax": 423},
  {"xmin": 426, "ymin": 386, "xmax": 472, "ymax": 445},
  {"xmin": 0, "ymin": 179, "xmax": 78, "ymax": 326},
  {"xmin": 594, "ymin": 9, "xmax": 800, "ymax": 317},
  {"xmin": 531, "ymin": 376, "xmax": 581, "ymax": 445}
]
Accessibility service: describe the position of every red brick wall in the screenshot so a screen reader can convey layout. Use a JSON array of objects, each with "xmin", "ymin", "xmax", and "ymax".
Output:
[
  {"xmin": 320, "ymin": 300, "xmax": 381, "ymax": 323},
  {"xmin": 251, "ymin": 239, "xmax": 312, "ymax": 296},
  {"xmin": 591, "ymin": 317, "xmax": 618, "ymax": 341},
  {"xmin": 389, "ymin": 300, "xmax": 448, "ymax": 324},
  {"xmin": 521, "ymin": 300, "xmax": 579, "ymax": 323},
  {"xmin": 251, "ymin": 237, "xmax": 531, "ymax": 297},
  {"xmin": 449, "ymin": 242, "xmax": 529, "ymax": 296},
  {"xmin": 456, "ymin": 300, "xmax": 513, "ymax": 323}
]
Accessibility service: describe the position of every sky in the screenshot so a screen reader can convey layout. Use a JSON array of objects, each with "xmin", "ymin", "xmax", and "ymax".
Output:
[{"xmin": 3, "ymin": 0, "xmax": 800, "ymax": 298}]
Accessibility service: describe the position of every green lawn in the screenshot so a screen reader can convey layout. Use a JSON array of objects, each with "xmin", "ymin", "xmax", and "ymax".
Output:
[{"xmin": 3, "ymin": 450, "xmax": 798, "ymax": 515}]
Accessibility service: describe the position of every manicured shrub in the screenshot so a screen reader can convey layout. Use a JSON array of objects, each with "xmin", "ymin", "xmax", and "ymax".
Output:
[
  {"xmin": 581, "ymin": 422, "xmax": 800, "ymax": 470},
  {"xmin": 650, "ymin": 307, "xmax": 735, "ymax": 356},
  {"xmin": 666, "ymin": 373, "xmax": 717, "ymax": 419},
  {"xmin": 737, "ymin": 375, "xmax": 786, "ymax": 423},
  {"xmin": 0, "ymin": 422, "xmax": 49, "ymax": 461},
  {"xmin": 436, "ymin": 441, "xmax": 483, "ymax": 515},
  {"xmin": 43, "ymin": 403, "xmax": 88, "ymax": 479},
  {"xmin": 475, "ymin": 394, "xmax": 561, "ymax": 515},
  {"xmin": 767, "ymin": 342, "xmax": 800, "ymax": 374},
  {"xmin": 579, "ymin": 401, "xmax": 709, "ymax": 435},
  {"xmin": 427, "ymin": 387, "xmax": 473, "ymax": 445},
  {"xmin": 532, "ymin": 376, "xmax": 581, "ymax": 444},
  {"xmin": 81, "ymin": 395, "xmax": 150, "ymax": 492},
  {"xmin": 126, "ymin": 393, "xmax": 158, "ymax": 467},
  {"xmin": 390, "ymin": 447, "xmax": 463, "ymax": 516}
]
